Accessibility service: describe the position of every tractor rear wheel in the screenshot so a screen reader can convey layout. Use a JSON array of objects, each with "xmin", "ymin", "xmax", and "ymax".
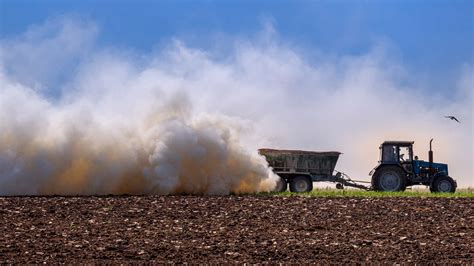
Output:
[
  {"xmin": 274, "ymin": 176, "xmax": 287, "ymax": 192},
  {"xmin": 372, "ymin": 166, "xmax": 407, "ymax": 192},
  {"xmin": 430, "ymin": 176, "xmax": 456, "ymax": 193},
  {"xmin": 289, "ymin": 176, "xmax": 313, "ymax": 193}
]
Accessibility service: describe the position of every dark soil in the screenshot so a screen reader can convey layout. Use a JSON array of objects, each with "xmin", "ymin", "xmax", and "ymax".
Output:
[{"xmin": 0, "ymin": 196, "xmax": 472, "ymax": 263}]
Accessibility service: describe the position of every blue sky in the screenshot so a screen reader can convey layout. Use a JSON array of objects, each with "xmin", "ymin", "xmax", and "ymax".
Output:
[{"xmin": 1, "ymin": 0, "xmax": 473, "ymax": 91}]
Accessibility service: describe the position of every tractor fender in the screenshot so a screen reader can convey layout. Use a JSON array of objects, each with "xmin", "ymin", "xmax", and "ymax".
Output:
[
  {"xmin": 429, "ymin": 171, "xmax": 450, "ymax": 186},
  {"xmin": 370, "ymin": 163, "xmax": 405, "ymax": 176},
  {"xmin": 433, "ymin": 171, "xmax": 448, "ymax": 177}
]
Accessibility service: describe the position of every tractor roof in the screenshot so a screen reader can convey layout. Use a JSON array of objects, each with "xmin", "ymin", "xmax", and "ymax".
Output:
[{"xmin": 381, "ymin": 140, "xmax": 414, "ymax": 146}]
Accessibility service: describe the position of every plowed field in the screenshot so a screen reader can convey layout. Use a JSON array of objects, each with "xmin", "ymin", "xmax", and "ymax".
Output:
[{"xmin": 1, "ymin": 196, "xmax": 472, "ymax": 263}]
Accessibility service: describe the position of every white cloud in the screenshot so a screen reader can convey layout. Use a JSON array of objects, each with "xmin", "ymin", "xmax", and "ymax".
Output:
[{"xmin": 0, "ymin": 16, "xmax": 98, "ymax": 93}]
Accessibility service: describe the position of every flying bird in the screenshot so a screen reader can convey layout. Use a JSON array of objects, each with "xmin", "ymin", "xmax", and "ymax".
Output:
[{"xmin": 445, "ymin": 116, "xmax": 460, "ymax": 123}]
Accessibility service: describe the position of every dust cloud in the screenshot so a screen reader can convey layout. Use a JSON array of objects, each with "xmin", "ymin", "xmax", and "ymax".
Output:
[{"xmin": 0, "ymin": 83, "xmax": 277, "ymax": 195}]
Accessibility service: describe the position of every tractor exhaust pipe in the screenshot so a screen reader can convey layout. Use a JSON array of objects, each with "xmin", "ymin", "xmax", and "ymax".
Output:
[{"xmin": 429, "ymin": 138, "xmax": 434, "ymax": 164}]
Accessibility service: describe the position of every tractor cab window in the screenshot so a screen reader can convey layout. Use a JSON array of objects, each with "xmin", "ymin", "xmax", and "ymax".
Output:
[
  {"xmin": 399, "ymin": 146, "xmax": 412, "ymax": 162},
  {"xmin": 381, "ymin": 145, "xmax": 397, "ymax": 162}
]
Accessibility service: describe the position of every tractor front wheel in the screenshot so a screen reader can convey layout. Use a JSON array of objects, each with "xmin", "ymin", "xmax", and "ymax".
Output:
[
  {"xmin": 430, "ymin": 176, "xmax": 457, "ymax": 193},
  {"xmin": 372, "ymin": 166, "xmax": 407, "ymax": 192},
  {"xmin": 289, "ymin": 176, "xmax": 313, "ymax": 193}
]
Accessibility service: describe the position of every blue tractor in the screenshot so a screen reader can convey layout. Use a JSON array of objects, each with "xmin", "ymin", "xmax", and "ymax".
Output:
[{"xmin": 370, "ymin": 139, "xmax": 457, "ymax": 193}]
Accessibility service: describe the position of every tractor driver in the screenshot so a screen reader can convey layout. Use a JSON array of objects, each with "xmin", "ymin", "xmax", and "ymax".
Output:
[
  {"xmin": 399, "ymin": 146, "xmax": 413, "ymax": 173},
  {"xmin": 399, "ymin": 146, "xmax": 411, "ymax": 163}
]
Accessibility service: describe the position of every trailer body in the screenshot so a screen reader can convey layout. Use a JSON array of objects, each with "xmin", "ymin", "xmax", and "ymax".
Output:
[
  {"xmin": 259, "ymin": 148, "xmax": 368, "ymax": 192},
  {"xmin": 258, "ymin": 149, "xmax": 340, "ymax": 179}
]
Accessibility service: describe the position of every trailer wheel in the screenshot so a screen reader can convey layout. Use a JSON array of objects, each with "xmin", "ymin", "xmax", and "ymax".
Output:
[
  {"xmin": 430, "ymin": 176, "xmax": 456, "ymax": 193},
  {"xmin": 372, "ymin": 166, "xmax": 406, "ymax": 192},
  {"xmin": 274, "ymin": 176, "xmax": 287, "ymax": 192},
  {"xmin": 289, "ymin": 176, "xmax": 313, "ymax": 193}
]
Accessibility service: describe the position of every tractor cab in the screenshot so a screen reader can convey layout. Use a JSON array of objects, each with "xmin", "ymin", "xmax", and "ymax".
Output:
[{"xmin": 379, "ymin": 141, "xmax": 414, "ymax": 173}]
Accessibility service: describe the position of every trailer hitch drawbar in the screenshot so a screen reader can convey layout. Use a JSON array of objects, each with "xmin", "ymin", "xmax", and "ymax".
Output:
[{"xmin": 333, "ymin": 171, "xmax": 372, "ymax": 190}]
